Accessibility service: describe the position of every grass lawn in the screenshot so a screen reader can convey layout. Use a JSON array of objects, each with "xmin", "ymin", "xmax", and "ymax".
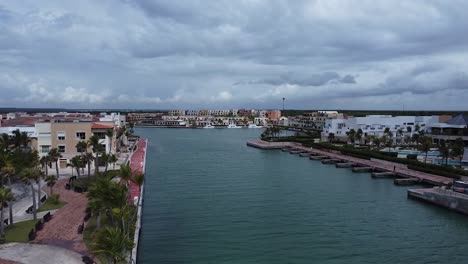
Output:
[
  {"xmin": 5, "ymin": 219, "xmax": 40, "ymax": 243},
  {"xmin": 37, "ymin": 198, "xmax": 66, "ymax": 212}
]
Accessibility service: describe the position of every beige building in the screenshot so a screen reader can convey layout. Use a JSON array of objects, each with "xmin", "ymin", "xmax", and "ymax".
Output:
[{"xmin": 35, "ymin": 121, "xmax": 115, "ymax": 170}]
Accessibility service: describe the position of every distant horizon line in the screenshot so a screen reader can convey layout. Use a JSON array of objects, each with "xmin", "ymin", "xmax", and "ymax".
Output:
[{"xmin": 1, "ymin": 107, "xmax": 468, "ymax": 113}]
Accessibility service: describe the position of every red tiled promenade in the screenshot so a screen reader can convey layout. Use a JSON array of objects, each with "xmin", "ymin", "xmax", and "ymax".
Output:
[{"xmin": 128, "ymin": 138, "xmax": 148, "ymax": 204}]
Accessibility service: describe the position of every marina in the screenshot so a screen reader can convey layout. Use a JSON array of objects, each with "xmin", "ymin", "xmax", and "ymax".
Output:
[{"xmin": 136, "ymin": 128, "xmax": 468, "ymax": 263}]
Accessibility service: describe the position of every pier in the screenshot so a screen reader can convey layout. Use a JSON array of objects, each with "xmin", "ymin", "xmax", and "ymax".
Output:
[
  {"xmin": 408, "ymin": 188, "xmax": 468, "ymax": 215},
  {"xmin": 246, "ymin": 140, "xmax": 453, "ymax": 186},
  {"xmin": 335, "ymin": 162, "xmax": 354, "ymax": 168},
  {"xmin": 371, "ymin": 172, "xmax": 396, "ymax": 179}
]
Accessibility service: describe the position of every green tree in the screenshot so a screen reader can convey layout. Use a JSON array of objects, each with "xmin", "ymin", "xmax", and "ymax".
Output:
[
  {"xmin": 438, "ymin": 140, "xmax": 450, "ymax": 165},
  {"xmin": 88, "ymin": 135, "xmax": 103, "ymax": 174},
  {"xmin": 356, "ymin": 129, "xmax": 363, "ymax": 144},
  {"xmin": 106, "ymin": 129, "xmax": 114, "ymax": 154},
  {"xmin": 92, "ymin": 226, "xmax": 134, "ymax": 264},
  {"xmin": 346, "ymin": 129, "xmax": 356, "ymax": 144},
  {"xmin": 328, "ymin": 132, "xmax": 335, "ymax": 143},
  {"xmin": 48, "ymin": 148, "xmax": 62, "ymax": 179},
  {"xmin": 108, "ymin": 154, "xmax": 118, "ymax": 170},
  {"xmin": 1, "ymin": 162, "xmax": 16, "ymax": 226},
  {"xmin": 418, "ymin": 136, "xmax": 433, "ymax": 163},
  {"xmin": 82, "ymin": 152, "xmax": 95, "ymax": 178},
  {"xmin": 68, "ymin": 155, "xmax": 83, "ymax": 177},
  {"xmin": 45, "ymin": 175, "xmax": 57, "ymax": 195},
  {"xmin": 0, "ymin": 187, "xmax": 14, "ymax": 240},
  {"xmin": 20, "ymin": 167, "xmax": 41, "ymax": 220},
  {"xmin": 450, "ymin": 138, "xmax": 465, "ymax": 168}
]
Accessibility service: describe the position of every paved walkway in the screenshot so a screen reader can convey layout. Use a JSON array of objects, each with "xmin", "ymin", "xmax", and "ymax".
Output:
[
  {"xmin": 128, "ymin": 139, "xmax": 147, "ymax": 204},
  {"xmin": 34, "ymin": 179, "xmax": 90, "ymax": 256},
  {"xmin": 0, "ymin": 243, "xmax": 83, "ymax": 264}
]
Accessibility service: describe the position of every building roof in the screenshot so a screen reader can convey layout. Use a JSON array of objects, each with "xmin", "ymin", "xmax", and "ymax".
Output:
[
  {"xmin": 91, "ymin": 123, "xmax": 114, "ymax": 129},
  {"xmin": 446, "ymin": 114, "xmax": 468, "ymax": 126}
]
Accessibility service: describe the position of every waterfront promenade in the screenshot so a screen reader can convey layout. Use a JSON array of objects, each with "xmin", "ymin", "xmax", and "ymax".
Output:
[
  {"xmin": 247, "ymin": 140, "xmax": 453, "ymax": 185},
  {"xmin": 128, "ymin": 138, "xmax": 148, "ymax": 263}
]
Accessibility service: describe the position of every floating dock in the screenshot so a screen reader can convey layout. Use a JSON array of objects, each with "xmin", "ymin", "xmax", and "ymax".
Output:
[
  {"xmin": 336, "ymin": 162, "xmax": 354, "ymax": 168},
  {"xmin": 352, "ymin": 167, "xmax": 374, "ymax": 173},
  {"xmin": 309, "ymin": 155, "xmax": 328, "ymax": 160},
  {"xmin": 321, "ymin": 159, "xmax": 341, "ymax": 164},
  {"xmin": 371, "ymin": 172, "xmax": 396, "ymax": 179}
]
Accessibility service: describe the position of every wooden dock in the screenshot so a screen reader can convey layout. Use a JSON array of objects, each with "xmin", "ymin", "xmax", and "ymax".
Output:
[
  {"xmin": 336, "ymin": 162, "xmax": 354, "ymax": 168},
  {"xmin": 371, "ymin": 172, "xmax": 396, "ymax": 179}
]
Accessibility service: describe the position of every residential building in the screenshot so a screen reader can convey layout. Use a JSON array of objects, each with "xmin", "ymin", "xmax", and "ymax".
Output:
[{"xmin": 322, "ymin": 115, "xmax": 441, "ymax": 142}]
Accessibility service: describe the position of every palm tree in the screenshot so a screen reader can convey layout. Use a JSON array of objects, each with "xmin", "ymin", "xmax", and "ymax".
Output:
[
  {"xmin": 418, "ymin": 136, "xmax": 432, "ymax": 163},
  {"xmin": 106, "ymin": 129, "xmax": 114, "ymax": 154},
  {"xmin": 373, "ymin": 137, "xmax": 381, "ymax": 150},
  {"xmin": 68, "ymin": 156, "xmax": 83, "ymax": 177},
  {"xmin": 346, "ymin": 129, "xmax": 356, "ymax": 144},
  {"xmin": 48, "ymin": 148, "xmax": 62, "ymax": 179},
  {"xmin": 0, "ymin": 133, "xmax": 11, "ymax": 151},
  {"xmin": 356, "ymin": 129, "xmax": 363, "ymax": 144},
  {"xmin": 438, "ymin": 140, "xmax": 449, "ymax": 165},
  {"xmin": 92, "ymin": 226, "xmax": 134, "ymax": 264},
  {"xmin": 45, "ymin": 175, "xmax": 57, "ymax": 195},
  {"xmin": 131, "ymin": 173, "xmax": 144, "ymax": 220},
  {"xmin": 82, "ymin": 152, "xmax": 95, "ymax": 178},
  {"xmin": 0, "ymin": 187, "xmax": 14, "ymax": 240},
  {"xmin": 76, "ymin": 141, "xmax": 88, "ymax": 155},
  {"xmin": 36, "ymin": 169, "xmax": 45, "ymax": 208},
  {"xmin": 450, "ymin": 138, "xmax": 465, "ymax": 168},
  {"xmin": 88, "ymin": 135, "xmax": 102, "ymax": 174},
  {"xmin": 40, "ymin": 155, "xmax": 51, "ymax": 177},
  {"xmin": 1, "ymin": 162, "xmax": 15, "ymax": 226},
  {"xmin": 20, "ymin": 167, "xmax": 41, "ymax": 220},
  {"xmin": 328, "ymin": 132, "xmax": 335, "ymax": 143},
  {"xmin": 101, "ymin": 153, "xmax": 110, "ymax": 174},
  {"xmin": 397, "ymin": 129, "xmax": 404, "ymax": 145},
  {"xmin": 108, "ymin": 154, "xmax": 118, "ymax": 170}
]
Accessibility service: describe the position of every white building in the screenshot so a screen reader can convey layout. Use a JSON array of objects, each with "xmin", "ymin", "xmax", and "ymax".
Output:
[{"xmin": 322, "ymin": 115, "xmax": 441, "ymax": 141}]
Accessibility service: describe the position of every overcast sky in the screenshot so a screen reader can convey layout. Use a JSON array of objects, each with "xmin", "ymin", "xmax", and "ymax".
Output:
[{"xmin": 1, "ymin": 1, "xmax": 468, "ymax": 110}]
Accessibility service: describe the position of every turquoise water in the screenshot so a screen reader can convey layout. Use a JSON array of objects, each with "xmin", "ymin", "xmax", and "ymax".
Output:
[{"xmin": 137, "ymin": 128, "xmax": 468, "ymax": 264}]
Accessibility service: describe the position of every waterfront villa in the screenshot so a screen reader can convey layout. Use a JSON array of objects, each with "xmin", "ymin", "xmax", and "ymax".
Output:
[{"xmin": 321, "ymin": 115, "xmax": 446, "ymax": 142}]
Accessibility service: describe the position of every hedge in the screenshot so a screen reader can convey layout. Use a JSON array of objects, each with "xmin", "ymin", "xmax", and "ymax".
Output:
[{"xmin": 406, "ymin": 154, "xmax": 418, "ymax": 160}]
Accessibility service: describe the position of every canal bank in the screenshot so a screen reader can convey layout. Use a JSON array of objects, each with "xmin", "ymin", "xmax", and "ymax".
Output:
[
  {"xmin": 136, "ymin": 128, "xmax": 468, "ymax": 263},
  {"xmin": 129, "ymin": 138, "xmax": 148, "ymax": 263}
]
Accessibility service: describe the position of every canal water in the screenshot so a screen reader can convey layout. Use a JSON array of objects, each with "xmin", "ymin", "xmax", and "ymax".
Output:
[{"xmin": 136, "ymin": 128, "xmax": 468, "ymax": 264}]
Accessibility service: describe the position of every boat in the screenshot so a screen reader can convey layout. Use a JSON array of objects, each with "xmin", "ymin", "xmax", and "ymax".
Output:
[
  {"xmin": 248, "ymin": 124, "xmax": 263, "ymax": 128},
  {"xmin": 227, "ymin": 123, "xmax": 241, "ymax": 128},
  {"xmin": 203, "ymin": 124, "xmax": 215, "ymax": 129}
]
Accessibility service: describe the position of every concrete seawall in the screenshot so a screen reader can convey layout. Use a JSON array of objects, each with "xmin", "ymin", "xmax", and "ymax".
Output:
[
  {"xmin": 129, "ymin": 138, "xmax": 148, "ymax": 264},
  {"xmin": 408, "ymin": 188, "xmax": 468, "ymax": 215}
]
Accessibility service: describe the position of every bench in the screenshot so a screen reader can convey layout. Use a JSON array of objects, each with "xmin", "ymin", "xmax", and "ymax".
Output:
[
  {"xmin": 3, "ymin": 219, "xmax": 8, "ymax": 225},
  {"xmin": 77, "ymin": 223, "xmax": 84, "ymax": 234},
  {"xmin": 40, "ymin": 195, "xmax": 47, "ymax": 203},
  {"xmin": 28, "ymin": 229, "xmax": 36, "ymax": 241},
  {"xmin": 74, "ymin": 186, "xmax": 84, "ymax": 193},
  {"xmin": 65, "ymin": 183, "xmax": 71, "ymax": 190},
  {"xmin": 43, "ymin": 212, "xmax": 52, "ymax": 222},
  {"xmin": 26, "ymin": 206, "xmax": 33, "ymax": 214},
  {"xmin": 82, "ymin": 256, "xmax": 94, "ymax": 264},
  {"xmin": 35, "ymin": 220, "xmax": 44, "ymax": 231},
  {"xmin": 84, "ymin": 212, "xmax": 91, "ymax": 222}
]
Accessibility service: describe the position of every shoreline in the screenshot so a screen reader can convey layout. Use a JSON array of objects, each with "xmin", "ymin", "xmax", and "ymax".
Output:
[{"xmin": 129, "ymin": 138, "xmax": 148, "ymax": 263}]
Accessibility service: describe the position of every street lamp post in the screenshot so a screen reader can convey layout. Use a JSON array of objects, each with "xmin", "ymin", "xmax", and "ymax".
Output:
[{"xmin": 282, "ymin": 97, "xmax": 285, "ymax": 112}]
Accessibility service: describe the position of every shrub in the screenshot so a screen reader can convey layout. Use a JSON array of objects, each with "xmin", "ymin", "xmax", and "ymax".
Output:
[
  {"xmin": 406, "ymin": 154, "xmax": 418, "ymax": 160},
  {"xmin": 49, "ymin": 194, "xmax": 60, "ymax": 205},
  {"xmin": 379, "ymin": 152, "xmax": 399, "ymax": 158}
]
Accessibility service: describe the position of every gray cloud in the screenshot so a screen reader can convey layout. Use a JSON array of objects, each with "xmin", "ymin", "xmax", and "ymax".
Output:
[{"xmin": 0, "ymin": 1, "xmax": 467, "ymax": 109}]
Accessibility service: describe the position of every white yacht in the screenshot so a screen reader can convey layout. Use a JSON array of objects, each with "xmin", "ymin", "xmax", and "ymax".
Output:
[
  {"xmin": 227, "ymin": 123, "xmax": 241, "ymax": 128},
  {"xmin": 203, "ymin": 124, "xmax": 215, "ymax": 128},
  {"xmin": 248, "ymin": 124, "xmax": 263, "ymax": 128}
]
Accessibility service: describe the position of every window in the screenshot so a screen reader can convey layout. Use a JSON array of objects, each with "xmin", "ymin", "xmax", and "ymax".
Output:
[
  {"xmin": 76, "ymin": 132, "xmax": 86, "ymax": 140},
  {"xmin": 57, "ymin": 132, "xmax": 65, "ymax": 141},
  {"xmin": 58, "ymin": 145, "xmax": 66, "ymax": 153},
  {"xmin": 40, "ymin": 145, "xmax": 50, "ymax": 153}
]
